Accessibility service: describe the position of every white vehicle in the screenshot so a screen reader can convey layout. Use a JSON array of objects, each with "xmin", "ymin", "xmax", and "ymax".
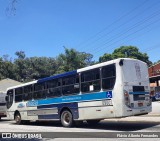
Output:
[
  {"xmin": 0, "ymin": 92, "xmax": 7, "ymax": 120},
  {"xmin": 6, "ymin": 58, "xmax": 151, "ymax": 127}
]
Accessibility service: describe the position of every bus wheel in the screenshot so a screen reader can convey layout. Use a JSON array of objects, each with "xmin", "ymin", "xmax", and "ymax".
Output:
[
  {"xmin": 87, "ymin": 120, "xmax": 100, "ymax": 125},
  {"xmin": 15, "ymin": 113, "xmax": 21, "ymax": 125},
  {"xmin": 60, "ymin": 110, "xmax": 74, "ymax": 127}
]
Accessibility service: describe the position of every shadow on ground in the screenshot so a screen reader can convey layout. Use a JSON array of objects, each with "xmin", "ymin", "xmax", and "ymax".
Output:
[{"xmin": 10, "ymin": 120, "xmax": 160, "ymax": 132}]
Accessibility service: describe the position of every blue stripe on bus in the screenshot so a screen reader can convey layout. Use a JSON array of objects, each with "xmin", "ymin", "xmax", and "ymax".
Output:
[
  {"xmin": 37, "ymin": 102, "xmax": 79, "ymax": 120},
  {"xmin": 37, "ymin": 91, "xmax": 112, "ymax": 105},
  {"xmin": 26, "ymin": 91, "xmax": 112, "ymax": 107},
  {"xmin": 129, "ymin": 92, "xmax": 149, "ymax": 95},
  {"xmin": 37, "ymin": 70, "xmax": 77, "ymax": 83}
]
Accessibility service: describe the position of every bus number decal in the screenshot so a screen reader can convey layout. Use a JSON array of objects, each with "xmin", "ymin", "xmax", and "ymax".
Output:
[{"xmin": 102, "ymin": 99, "xmax": 113, "ymax": 106}]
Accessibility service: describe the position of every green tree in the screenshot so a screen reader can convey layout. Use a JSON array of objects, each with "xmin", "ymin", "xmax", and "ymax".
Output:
[
  {"xmin": 0, "ymin": 56, "xmax": 15, "ymax": 80},
  {"xmin": 99, "ymin": 53, "xmax": 113, "ymax": 63},
  {"xmin": 0, "ymin": 48, "xmax": 94, "ymax": 82},
  {"xmin": 14, "ymin": 51, "xmax": 26, "ymax": 82},
  {"xmin": 99, "ymin": 46, "xmax": 152, "ymax": 66},
  {"xmin": 56, "ymin": 47, "xmax": 93, "ymax": 73}
]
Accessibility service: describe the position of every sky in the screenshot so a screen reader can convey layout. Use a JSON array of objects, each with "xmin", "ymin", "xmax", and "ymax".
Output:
[{"xmin": 0, "ymin": 0, "xmax": 160, "ymax": 63}]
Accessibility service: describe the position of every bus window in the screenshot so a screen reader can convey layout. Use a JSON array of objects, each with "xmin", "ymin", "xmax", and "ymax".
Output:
[
  {"xmin": 102, "ymin": 64, "xmax": 116, "ymax": 90},
  {"xmin": 81, "ymin": 68, "xmax": 101, "ymax": 93},
  {"xmin": 6, "ymin": 89, "xmax": 13, "ymax": 109},
  {"xmin": 46, "ymin": 79, "xmax": 61, "ymax": 88},
  {"xmin": 47, "ymin": 87, "xmax": 61, "ymax": 98},
  {"xmin": 23, "ymin": 85, "xmax": 33, "ymax": 101},
  {"xmin": 62, "ymin": 75, "xmax": 80, "ymax": 96},
  {"xmin": 15, "ymin": 88, "xmax": 23, "ymax": 102},
  {"xmin": 34, "ymin": 83, "xmax": 45, "ymax": 91},
  {"xmin": 33, "ymin": 83, "xmax": 46, "ymax": 100}
]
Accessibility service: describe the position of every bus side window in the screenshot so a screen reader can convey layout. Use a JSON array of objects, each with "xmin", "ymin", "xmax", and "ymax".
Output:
[
  {"xmin": 81, "ymin": 68, "xmax": 101, "ymax": 93},
  {"xmin": 6, "ymin": 89, "xmax": 14, "ymax": 109},
  {"xmin": 33, "ymin": 83, "xmax": 46, "ymax": 100},
  {"xmin": 102, "ymin": 64, "xmax": 116, "ymax": 90},
  {"xmin": 46, "ymin": 78, "xmax": 62, "ymax": 98},
  {"xmin": 62, "ymin": 75, "xmax": 80, "ymax": 96},
  {"xmin": 15, "ymin": 88, "xmax": 23, "ymax": 103},
  {"xmin": 24, "ymin": 85, "xmax": 33, "ymax": 101}
]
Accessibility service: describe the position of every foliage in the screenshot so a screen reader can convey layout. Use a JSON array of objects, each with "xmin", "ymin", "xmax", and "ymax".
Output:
[
  {"xmin": 0, "ymin": 46, "xmax": 155, "ymax": 82},
  {"xmin": 99, "ymin": 46, "xmax": 152, "ymax": 66},
  {"xmin": 56, "ymin": 47, "xmax": 93, "ymax": 73},
  {"xmin": 0, "ymin": 48, "xmax": 93, "ymax": 82}
]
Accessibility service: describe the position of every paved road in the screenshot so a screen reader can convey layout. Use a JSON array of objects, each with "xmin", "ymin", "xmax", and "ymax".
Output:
[{"xmin": 0, "ymin": 117, "xmax": 160, "ymax": 141}]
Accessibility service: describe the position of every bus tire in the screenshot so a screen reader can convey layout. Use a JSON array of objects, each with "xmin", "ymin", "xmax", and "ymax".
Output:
[
  {"xmin": 15, "ymin": 113, "xmax": 22, "ymax": 125},
  {"xmin": 60, "ymin": 110, "xmax": 74, "ymax": 127},
  {"xmin": 87, "ymin": 120, "xmax": 100, "ymax": 125}
]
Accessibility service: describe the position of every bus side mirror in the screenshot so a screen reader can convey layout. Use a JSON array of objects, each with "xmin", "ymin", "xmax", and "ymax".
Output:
[{"xmin": 5, "ymin": 96, "xmax": 8, "ymax": 102}]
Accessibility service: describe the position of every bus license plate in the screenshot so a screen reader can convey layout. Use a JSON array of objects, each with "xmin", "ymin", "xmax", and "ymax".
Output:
[{"xmin": 138, "ymin": 103, "xmax": 143, "ymax": 107}]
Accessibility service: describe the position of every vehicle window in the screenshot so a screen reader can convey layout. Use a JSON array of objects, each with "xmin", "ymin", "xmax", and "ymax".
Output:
[
  {"xmin": 24, "ymin": 85, "xmax": 32, "ymax": 93},
  {"xmin": 81, "ymin": 68, "xmax": 101, "ymax": 93},
  {"xmin": 34, "ymin": 83, "xmax": 45, "ymax": 91},
  {"xmin": 47, "ymin": 88, "xmax": 62, "ymax": 98},
  {"xmin": 46, "ymin": 79, "xmax": 61, "ymax": 88},
  {"xmin": 62, "ymin": 75, "xmax": 80, "ymax": 96},
  {"xmin": 15, "ymin": 88, "xmax": 23, "ymax": 103},
  {"xmin": 23, "ymin": 85, "xmax": 33, "ymax": 101},
  {"xmin": 33, "ymin": 83, "xmax": 46, "ymax": 100},
  {"xmin": 6, "ymin": 89, "xmax": 13, "ymax": 109},
  {"xmin": 102, "ymin": 64, "xmax": 116, "ymax": 90}
]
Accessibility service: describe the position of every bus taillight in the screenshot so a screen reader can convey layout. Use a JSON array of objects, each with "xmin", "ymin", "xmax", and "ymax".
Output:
[{"xmin": 124, "ymin": 90, "xmax": 131, "ymax": 108}]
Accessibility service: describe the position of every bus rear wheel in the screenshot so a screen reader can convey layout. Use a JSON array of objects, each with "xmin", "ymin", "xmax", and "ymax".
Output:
[
  {"xmin": 60, "ymin": 110, "xmax": 74, "ymax": 127},
  {"xmin": 15, "ymin": 113, "xmax": 22, "ymax": 125}
]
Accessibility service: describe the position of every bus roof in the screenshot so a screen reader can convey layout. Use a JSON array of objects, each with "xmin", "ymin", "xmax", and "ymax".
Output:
[
  {"xmin": 77, "ymin": 58, "xmax": 145, "ymax": 73},
  {"xmin": 6, "ymin": 80, "xmax": 37, "ymax": 91},
  {"xmin": 38, "ymin": 70, "xmax": 77, "ymax": 83}
]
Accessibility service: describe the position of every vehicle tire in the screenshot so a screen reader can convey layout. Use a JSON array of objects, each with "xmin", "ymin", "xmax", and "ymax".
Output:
[
  {"xmin": 60, "ymin": 110, "xmax": 74, "ymax": 127},
  {"xmin": 87, "ymin": 120, "xmax": 100, "ymax": 125},
  {"xmin": 15, "ymin": 113, "xmax": 22, "ymax": 125}
]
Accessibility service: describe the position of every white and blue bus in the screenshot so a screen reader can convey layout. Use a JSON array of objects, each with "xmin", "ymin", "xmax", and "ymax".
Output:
[{"xmin": 6, "ymin": 58, "xmax": 151, "ymax": 127}]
